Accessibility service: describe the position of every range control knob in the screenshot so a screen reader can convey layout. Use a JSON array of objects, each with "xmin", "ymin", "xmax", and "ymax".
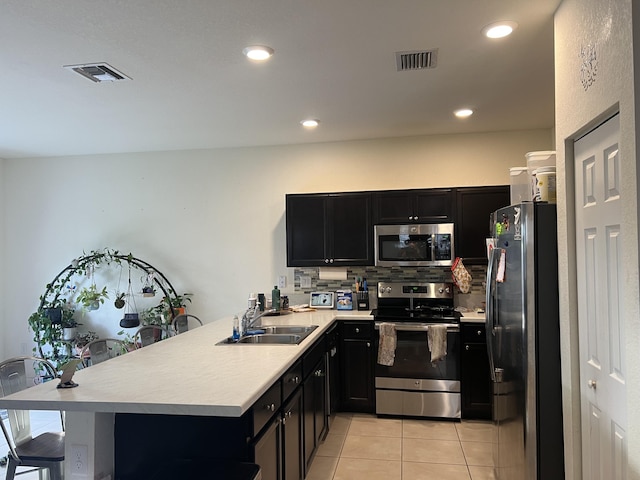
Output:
[{"xmin": 438, "ymin": 288, "xmax": 444, "ymax": 294}]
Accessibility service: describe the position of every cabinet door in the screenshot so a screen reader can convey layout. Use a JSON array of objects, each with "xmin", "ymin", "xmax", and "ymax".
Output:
[
  {"xmin": 373, "ymin": 191, "xmax": 415, "ymax": 223},
  {"xmin": 414, "ymin": 189, "xmax": 455, "ymax": 223},
  {"xmin": 286, "ymin": 195, "xmax": 328, "ymax": 266},
  {"xmin": 340, "ymin": 338, "xmax": 374, "ymax": 412},
  {"xmin": 455, "ymin": 186, "xmax": 510, "ymax": 263},
  {"xmin": 302, "ymin": 356, "xmax": 328, "ymax": 475},
  {"xmin": 328, "ymin": 193, "xmax": 372, "ymax": 265},
  {"xmin": 461, "ymin": 325, "xmax": 492, "ymax": 420},
  {"xmin": 253, "ymin": 417, "xmax": 282, "ymax": 480},
  {"xmin": 311, "ymin": 358, "xmax": 327, "ymax": 446},
  {"xmin": 282, "ymin": 390, "xmax": 303, "ymax": 480}
]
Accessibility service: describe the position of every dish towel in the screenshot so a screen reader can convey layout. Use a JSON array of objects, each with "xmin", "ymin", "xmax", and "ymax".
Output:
[
  {"xmin": 428, "ymin": 325, "xmax": 447, "ymax": 363},
  {"xmin": 377, "ymin": 322, "xmax": 396, "ymax": 366}
]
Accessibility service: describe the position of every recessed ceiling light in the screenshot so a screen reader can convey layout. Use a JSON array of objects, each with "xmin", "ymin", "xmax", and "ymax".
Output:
[
  {"xmin": 454, "ymin": 109, "xmax": 473, "ymax": 118},
  {"xmin": 242, "ymin": 45, "xmax": 274, "ymax": 61},
  {"xmin": 301, "ymin": 119, "xmax": 319, "ymax": 129},
  {"xmin": 483, "ymin": 21, "xmax": 518, "ymax": 39}
]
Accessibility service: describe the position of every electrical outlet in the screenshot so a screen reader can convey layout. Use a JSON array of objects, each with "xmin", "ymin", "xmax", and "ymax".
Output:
[
  {"xmin": 71, "ymin": 444, "xmax": 88, "ymax": 475},
  {"xmin": 278, "ymin": 275, "xmax": 287, "ymax": 289}
]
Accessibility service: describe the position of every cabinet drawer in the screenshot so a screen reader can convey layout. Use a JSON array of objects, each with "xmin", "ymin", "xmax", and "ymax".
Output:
[
  {"xmin": 282, "ymin": 360, "xmax": 303, "ymax": 401},
  {"xmin": 302, "ymin": 338, "xmax": 325, "ymax": 379},
  {"xmin": 461, "ymin": 324, "xmax": 486, "ymax": 344},
  {"xmin": 252, "ymin": 380, "xmax": 282, "ymax": 437},
  {"xmin": 340, "ymin": 321, "xmax": 372, "ymax": 339}
]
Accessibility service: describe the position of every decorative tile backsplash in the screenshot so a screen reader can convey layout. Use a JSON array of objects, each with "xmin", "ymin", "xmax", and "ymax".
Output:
[{"xmin": 293, "ymin": 264, "xmax": 487, "ymax": 309}]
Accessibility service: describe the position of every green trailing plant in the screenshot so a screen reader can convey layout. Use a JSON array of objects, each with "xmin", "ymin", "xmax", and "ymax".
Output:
[
  {"xmin": 76, "ymin": 284, "xmax": 109, "ymax": 310},
  {"xmin": 28, "ymin": 247, "xmax": 184, "ymax": 366}
]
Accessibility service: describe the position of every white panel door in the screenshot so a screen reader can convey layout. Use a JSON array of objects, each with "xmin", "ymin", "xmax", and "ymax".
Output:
[{"xmin": 574, "ymin": 114, "xmax": 627, "ymax": 480}]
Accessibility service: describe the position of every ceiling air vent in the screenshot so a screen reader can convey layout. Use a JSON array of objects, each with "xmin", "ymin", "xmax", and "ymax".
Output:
[
  {"xmin": 395, "ymin": 49, "xmax": 438, "ymax": 71},
  {"xmin": 63, "ymin": 63, "xmax": 131, "ymax": 83}
]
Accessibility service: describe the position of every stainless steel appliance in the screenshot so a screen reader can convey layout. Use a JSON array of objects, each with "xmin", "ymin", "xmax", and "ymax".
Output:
[
  {"xmin": 374, "ymin": 223, "xmax": 454, "ymax": 267},
  {"xmin": 486, "ymin": 202, "xmax": 564, "ymax": 479},
  {"xmin": 373, "ymin": 281, "xmax": 461, "ymax": 418}
]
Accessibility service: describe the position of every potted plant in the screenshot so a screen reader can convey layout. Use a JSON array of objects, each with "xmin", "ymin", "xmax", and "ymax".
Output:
[
  {"xmin": 114, "ymin": 292, "xmax": 126, "ymax": 309},
  {"xmin": 76, "ymin": 284, "xmax": 109, "ymax": 311},
  {"xmin": 61, "ymin": 318, "xmax": 80, "ymax": 341},
  {"xmin": 72, "ymin": 330, "xmax": 99, "ymax": 357}
]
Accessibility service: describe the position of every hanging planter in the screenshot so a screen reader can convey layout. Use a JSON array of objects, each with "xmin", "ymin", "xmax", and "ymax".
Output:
[
  {"xmin": 141, "ymin": 272, "xmax": 156, "ymax": 297},
  {"xmin": 114, "ymin": 292, "xmax": 126, "ymax": 309},
  {"xmin": 119, "ymin": 265, "xmax": 140, "ymax": 329}
]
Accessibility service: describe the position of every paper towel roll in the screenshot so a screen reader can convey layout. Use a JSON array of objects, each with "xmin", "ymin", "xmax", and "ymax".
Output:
[{"xmin": 319, "ymin": 267, "xmax": 347, "ymax": 280}]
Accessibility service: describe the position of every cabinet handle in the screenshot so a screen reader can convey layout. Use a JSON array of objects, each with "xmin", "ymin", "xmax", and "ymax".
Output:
[
  {"xmin": 314, "ymin": 369, "xmax": 324, "ymax": 377},
  {"xmin": 289, "ymin": 376, "xmax": 300, "ymax": 384},
  {"xmin": 366, "ymin": 342, "xmax": 371, "ymax": 348},
  {"xmin": 330, "ymin": 259, "xmax": 334, "ymax": 263},
  {"xmin": 465, "ymin": 345, "xmax": 469, "ymax": 351},
  {"xmin": 355, "ymin": 327, "xmax": 360, "ymax": 333},
  {"xmin": 265, "ymin": 403, "xmax": 275, "ymax": 412},
  {"xmin": 408, "ymin": 216, "xmax": 413, "ymax": 221},
  {"xmin": 324, "ymin": 259, "xmax": 329, "ymax": 264},
  {"xmin": 286, "ymin": 410, "xmax": 293, "ymax": 418},
  {"xmin": 477, "ymin": 330, "xmax": 482, "ymax": 336}
]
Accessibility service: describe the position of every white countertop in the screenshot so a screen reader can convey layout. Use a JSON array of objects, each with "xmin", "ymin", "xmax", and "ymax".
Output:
[
  {"xmin": 0, "ymin": 310, "xmax": 372, "ymax": 418},
  {"xmin": 460, "ymin": 311, "xmax": 486, "ymax": 323}
]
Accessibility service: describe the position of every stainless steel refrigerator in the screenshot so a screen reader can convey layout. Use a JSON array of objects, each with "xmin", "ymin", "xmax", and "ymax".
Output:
[{"xmin": 485, "ymin": 202, "xmax": 564, "ymax": 480}]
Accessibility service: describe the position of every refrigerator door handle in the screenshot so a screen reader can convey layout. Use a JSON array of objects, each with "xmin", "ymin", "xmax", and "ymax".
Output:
[{"xmin": 486, "ymin": 247, "xmax": 499, "ymax": 382}]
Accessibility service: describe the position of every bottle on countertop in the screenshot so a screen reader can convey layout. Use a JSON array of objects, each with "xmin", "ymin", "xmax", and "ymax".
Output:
[
  {"xmin": 232, "ymin": 315, "xmax": 240, "ymax": 341},
  {"xmin": 272, "ymin": 285, "xmax": 281, "ymax": 311}
]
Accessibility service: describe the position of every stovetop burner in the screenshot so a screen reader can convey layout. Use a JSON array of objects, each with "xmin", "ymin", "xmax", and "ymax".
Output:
[{"xmin": 373, "ymin": 281, "xmax": 459, "ymax": 323}]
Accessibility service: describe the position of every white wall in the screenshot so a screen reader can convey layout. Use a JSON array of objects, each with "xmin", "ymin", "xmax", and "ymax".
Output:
[
  {"xmin": 0, "ymin": 156, "xmax": 5, "ymax": 361},
  {"xmin": 555, "ymin": 0, "xmax": 639, "ymax": 478},
  {"xmin": 1, "ymin": 129, "xmax": 551, "ymax": 356}
]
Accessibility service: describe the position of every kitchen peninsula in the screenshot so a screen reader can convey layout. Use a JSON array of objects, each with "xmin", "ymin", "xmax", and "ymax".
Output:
[{"xmin": 0, "ymin": 309, "xmax": 372, "ymax": 479}]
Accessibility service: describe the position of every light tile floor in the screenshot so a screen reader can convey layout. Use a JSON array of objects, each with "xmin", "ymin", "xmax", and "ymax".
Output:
[{"xmin": 306, "ymin": 413, "xmax": 497, "ymax": 480}]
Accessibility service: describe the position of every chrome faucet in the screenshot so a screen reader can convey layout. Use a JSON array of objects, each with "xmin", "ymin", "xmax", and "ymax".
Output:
[{"xmin": 241, "ymin": 304, "xmax": 269, "ymax": 335}]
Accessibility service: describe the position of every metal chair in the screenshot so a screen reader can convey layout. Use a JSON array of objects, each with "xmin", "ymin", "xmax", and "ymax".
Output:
[
  {"xmin": 0, "ymin": 356, "xmax": 64, "ymax": 480},
  {"xmin": 170, "ymin": 314, "xmax": 203, "ymax": 334},
  {"xmin": 80, "ymin": 338, "xmax": 127, "ymax": 367},
  {"xmin": 133, "ymin": 325, "xmax": 173, "ymax": 348}
]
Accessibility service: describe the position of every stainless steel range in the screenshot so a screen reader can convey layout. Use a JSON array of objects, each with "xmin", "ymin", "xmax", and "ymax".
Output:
[{"xmin": 373, "ymin": 281, "xmax": 461, "ymax": 419}]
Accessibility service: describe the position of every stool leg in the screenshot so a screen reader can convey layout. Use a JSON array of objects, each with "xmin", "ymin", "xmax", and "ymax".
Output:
[
  {"xmin": 5, "ymin": 456, "xmax": 17, "ymax": 480},
  {"xmin": 48, "ymin": 463, "xmax": 64, "ymax": 480}
]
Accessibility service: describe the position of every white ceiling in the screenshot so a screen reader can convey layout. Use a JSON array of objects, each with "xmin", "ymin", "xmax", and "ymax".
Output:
[{"xmin": 0, "ymin": 0, "xmax": 560, "ymax": 159}]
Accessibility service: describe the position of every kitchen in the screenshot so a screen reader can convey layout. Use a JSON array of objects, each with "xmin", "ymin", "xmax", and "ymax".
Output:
[{"xmin": 2, "ymin": 1, "xmax": 640, "ymax": 480}]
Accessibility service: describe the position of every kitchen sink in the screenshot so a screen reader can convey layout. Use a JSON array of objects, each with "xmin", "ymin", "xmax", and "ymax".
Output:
[
  {"xmin": 259, "ymin": 325, "xmax": 318, "ymax": 335},
  {"xmin": 216, "ymin": 325, "xmax": 319, "ymax": 345},
  {"xmin": 238, "ymin": 334, "xmax": 302, "ymax": 344}
]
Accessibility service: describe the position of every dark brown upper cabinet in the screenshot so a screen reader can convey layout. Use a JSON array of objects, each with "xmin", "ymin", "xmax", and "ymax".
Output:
[
  {"xmin": 455, "ymin": 186, "xmax": 510, "ymax": 263},
  {"xmin": 372, "ymin": 188, "xmax": 455, "ymax": 224},
  {"xmin": 286, "ymin": 192, "xmax": 373, "ymax": 267}
]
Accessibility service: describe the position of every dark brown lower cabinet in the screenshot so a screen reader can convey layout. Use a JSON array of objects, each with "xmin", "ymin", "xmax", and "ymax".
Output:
[
  {"xmin": 339, "ymin": 321, "xmax": 375, "ymax": 412},
  {"xmin": 461, "ymin": 324, "xmax": 492, "ymax": 419},
  {"xmin": 282, "ymin": 389, "xmax": 303, "ymax": 480},
  {"xmin": 303, "ymin": 356, "xmax": 327, "ymax": 474},
  {"xmin": 253, "ymin": 417, "xmax": 281, "ymax": 480}
]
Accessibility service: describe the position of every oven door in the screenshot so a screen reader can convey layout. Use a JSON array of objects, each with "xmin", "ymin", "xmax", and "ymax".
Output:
[
  {"xmin": 375, "ymin": 323, "xmax": 460, "ymax": 381},
  {"xmin": 374, "ymin": 322, "xmax": 461, "ymax": 418}
]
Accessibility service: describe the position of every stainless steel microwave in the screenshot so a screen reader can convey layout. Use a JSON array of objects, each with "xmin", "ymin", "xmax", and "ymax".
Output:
[{"xmin": 374, "ymin": 223, "xmax": 455, "ymax": 267}]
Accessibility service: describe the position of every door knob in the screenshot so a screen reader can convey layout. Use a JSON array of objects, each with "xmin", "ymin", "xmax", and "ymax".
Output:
[{"xmin": 588, "ymin": 380, "xmax": 597, "ymax": 389}]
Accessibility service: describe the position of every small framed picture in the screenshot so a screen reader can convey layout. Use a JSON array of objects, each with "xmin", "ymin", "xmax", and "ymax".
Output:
[{"xmin": 310, "ymin": 292, "xmax": 334, "ymax": 309}]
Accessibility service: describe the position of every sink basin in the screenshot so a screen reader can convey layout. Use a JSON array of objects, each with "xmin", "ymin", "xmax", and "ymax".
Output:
[
  {"xmin": 260, "ymin": 325, "xmax": 318, "ymax": 335},
  {"xmin": 238, "ymin": 334, "xmax": 302, "ymax": 344},
  {"xmin": 216, "ymin": 325, "xmax": 319, "ymax": 345}
]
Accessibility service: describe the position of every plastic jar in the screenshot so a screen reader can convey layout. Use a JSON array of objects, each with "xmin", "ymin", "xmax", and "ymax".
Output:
[
  {"xmin": 533, "ymin": 166, "xmax": 556, "ymax": 203},
  {"xmin": 510, "ymin": 167, "xmax": 530, "ymax": 203}
]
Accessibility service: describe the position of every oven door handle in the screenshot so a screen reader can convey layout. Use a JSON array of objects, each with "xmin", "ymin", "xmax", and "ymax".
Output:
[{"xmin": 374, "ymin": 322, "xmax": 459, "ymax": 333}]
